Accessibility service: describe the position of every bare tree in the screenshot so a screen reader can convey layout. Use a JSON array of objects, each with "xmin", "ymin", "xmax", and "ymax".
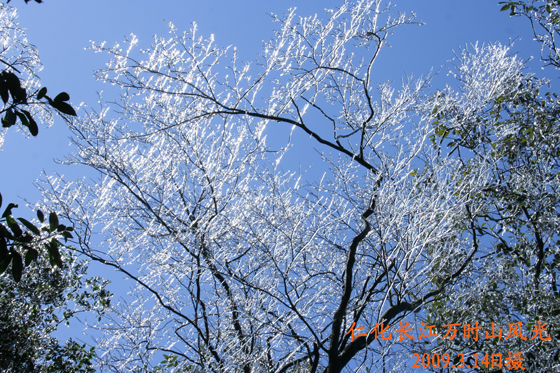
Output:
[{"xmin": 37, "ymin": 1, "xmax": 538, "ymax": 372}]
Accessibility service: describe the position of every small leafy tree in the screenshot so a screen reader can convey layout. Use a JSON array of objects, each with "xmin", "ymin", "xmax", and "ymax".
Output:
[
  {"xmin": 412, "ymin": 3, "xmax": 560, "ymax": 372},
  {"xmin": 0, "ymin": 243, "xmax": 111, "ymax": 372},
  {"xmin": 0, "ymin": 2, "xmax": 77, "ymax": 281},
  {"xmin": 500, "ymin": 0, "xmax": 560, "ymax": 69},
  {"xmin": 1, "ymin": 198, "xmax": 70, "ymax": 281},
  {"xmin": 424, "ymin": 63, "xmax": 559, "ymax": 373},
  {"xmin": 0, "ymin": 3, "xmax": 76, "ymax": 141},
  {"xmin": 0, "ymin": 4, "xmax": 111, "ymax": 372}
]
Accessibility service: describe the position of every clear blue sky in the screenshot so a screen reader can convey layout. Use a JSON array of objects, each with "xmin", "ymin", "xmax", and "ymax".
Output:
[
  {"xmin": 0, "ymin": 0, "xmax": 547, "ymax": 369},
  {"xmin": 0, "ymin": 0, "xmax": 551, "ymax": 203},
  {"xmin": 1, "ymin": 0, "xmax": 542, "ymax": 206}
]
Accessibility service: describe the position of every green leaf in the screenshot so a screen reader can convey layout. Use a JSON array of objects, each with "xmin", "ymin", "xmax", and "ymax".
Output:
[
  {"xmin": 18, "ymin": 217, "xmax": 41, "ymax": 235},
  {"xmin": 24, "ymin": 246, "xmax": 38, "ymax": 266},
  {"xmin": 37, "ymin": 209, "xmax": 44, "ymax": 223},
  {"xmin": 3, "ymin": 71, "xmax": 20, "ymax": 93},
  {"xmin": 49, "ymin": 211, "xmax": 59, "ymax": 232},
  {"xmin": 19, "ymin": 232, "xmax": 33, "ymax": 243},
  {"xmin": 47, "ymin": 238, "xmax": 63, "ymax": 268},
  {"xmin": 0, "ymin": 224, "xmax": 13, "ymax": 240},
  {"xmin": 3, "ymin": 71, "xmax": 27, "ymax": 104},
  {"xmin": 500, "ymin": 4, "xmax": 511, "ymax": 11},
  {"xmin": 0, "ymin": 253, "xmax": 11, "ymax": 274},
  {"xmin": 2, "ymin": 109, "xmax": 16, "ymax": 127},
  {"xmin": 49, "ymin": 100, "xmax": 77, "ymax": 116},
  {"xmin": 62, "ymin": 231, "xmax": 73, "ymax": 242},
  {"xmin": 0, "ymin": 237, "xmax": 7, "ymax": 262},
  {"xmin": 21, "ymin": 110, "xmax": 38, "ymax": 136},
  {"xmin": 0, "ymin": 79, "xmax": 8, "ymax": 104},
  {"xmin": 37, "ymin": 87, "xmax": 47, "ymax": 100},
  {"xmin": 14, "ymin": 110, "xmax": 28, "ymax": 126},
  {"xmin": 54, "ymin": 92, "xmax": 70, "ymax": 102},
  {"xmin": 11, "ymin": 250, "xmax": 23, "ymax": 282},
  {"xmin": 6, "ymin": 216, "xmax": 22, "ymax": 238}
]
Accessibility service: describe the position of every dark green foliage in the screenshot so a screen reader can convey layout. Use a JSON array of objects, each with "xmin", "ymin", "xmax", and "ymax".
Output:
[
  {"xmin": 0, "ymin": 5, "xmax": 107, "ymax": 372},
  {"xmin": 0, "ymin": 244, "xmax": 111, "ymax": 372},
  {"xmin": 423, "ymin": 70, "xmax": 560, "ymax": 373},
  {"xmin": 0, "ymin": 66, "xmax": 77, "ymax": 136},
  {"xmin": 0, "ymin": 16, "xmax": 77, "ymax": 279},
  {"xmin": 0, "ymin": 193, "xmax": 72, "ymax": 282},
  {"xmin": 500, "ymin": 0, "xmax": 560, "ymax": 69}
]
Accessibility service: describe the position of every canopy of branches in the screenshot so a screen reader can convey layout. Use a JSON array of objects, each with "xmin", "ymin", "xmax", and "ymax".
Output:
[{"xmin": 1, "ymin": 0, "xmax": 558, "ymax": 372}]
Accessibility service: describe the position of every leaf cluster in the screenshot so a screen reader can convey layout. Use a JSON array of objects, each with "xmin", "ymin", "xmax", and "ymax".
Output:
[
  {"xmin": 0, "ymin": 241, "xmax": 111, "ymax": 372},
  {"xmin": 0, "ymin": 192, "xmax": 74, "ymax": 282},
  {"xmin": 1, "ymin": 69, "xmax": 77, "ymax": 137},
  {"xmin": 423, "ymin": 52, "xmax": 560, "ymax": 372},
  {"xmin": 500, "ymin": 0, "xmax": 560, "ymax": 69}
]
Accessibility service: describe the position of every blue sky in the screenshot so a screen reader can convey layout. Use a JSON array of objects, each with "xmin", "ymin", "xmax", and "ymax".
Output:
[
  {"xmin": 0, "ymin": 0, "xmax": 549, "ymax": 370},
  {"xmin": 1, "ymin": 1, "xmax": 543, "ymax": 206}
]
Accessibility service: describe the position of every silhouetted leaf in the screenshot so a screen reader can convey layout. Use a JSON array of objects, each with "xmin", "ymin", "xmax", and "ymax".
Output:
[
  {"xmin": 3, "ymin": 70, "xmax": 20, "ymax": 90},
  {"xmin": 18, "ymin": 217, "xmax": 40, "ymax": 235},
  {"xmin": 7, "ymin": 0, "xmax": 45, "ymax": 4},
  {"xmin": 37, "ymin": 209, "xmax": 44, "ymax": 223},
  {"xmin": 21, "ymin": 109, "xmax": 38, "ymax": 136},
  {"xmin": 37, "ymin": 87, "xmax": 47, "ymax": 100},
  {"xmin": 24, "ymin": 246, "xmax": 38, "ymax": 266},
  {"xmin": 47, "ymin": 238, "xmax": 62, "ymax": 268},
  {"xmin": 49, "ymin": 100, "xmax": 77, "ymax": 116},
  {"xmin": 14, "ymin": 87, "xmax": 27, "ymax": 104},
  {"xmin": 54, "ymin": 92, "xmax": 70, "ymax": 102},
  {"xmin": 49, "ymin": 212, "xmax": 58, "ymax": 232},
  {"xmin": 62, "ymin": 231, "xmax": 73, "ymax": 242},
  {"xmin": 3, "ymin": 71, "xmax": 26, "ymax": 104},
  {"xmin": 11, "ymin": 250, "xmax": 22, "ymax": 282},
  {"xmin": 0, "ymin": 79, "xmax": 8, "ymax": 103},
  {"xmin": 14, "ymin": 110, "xmax": 28, "ymax": 126},
  {"xmin": 0, "ymin": 253, "xmax": 11, "ymax": 274},
  {"xmin": 2, "ymin": 202, "xmax": 17, "ymax": 218},
  {"xmin": 6, "ymin": 216, "xmax": 22, "ymax": 238},
  {"xmin": 2, "ymin": 109, "xmax": 16, "ymax": 127},
  {"xmin": 0, "ymin": 237, "xmax": 7, "ymax": 262},
  {"xmin": 0, "ymin": 224, "xmax": 12, "ymax": 240},
  {"xmin": 19, "ymin": 232, "xmax": 33, "ymax": 243}
]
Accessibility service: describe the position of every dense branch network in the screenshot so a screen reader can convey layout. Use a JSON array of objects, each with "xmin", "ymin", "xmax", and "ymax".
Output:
[{"xmin": 34, "ymin": 1, "xmax": 560, "ymax": 372}]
